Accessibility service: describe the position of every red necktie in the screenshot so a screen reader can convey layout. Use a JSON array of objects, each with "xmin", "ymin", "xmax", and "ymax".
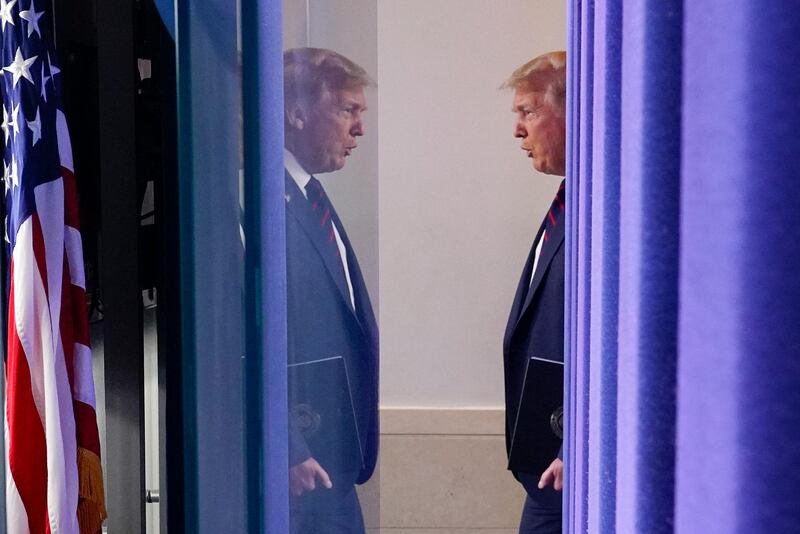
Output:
[
  {"xmin": 543, "ymin": 180, "xmax": 566, "ymax": 243},
  {"xmin": 305, "ymin": 177, "xmax": 346, "ymax": 276}
]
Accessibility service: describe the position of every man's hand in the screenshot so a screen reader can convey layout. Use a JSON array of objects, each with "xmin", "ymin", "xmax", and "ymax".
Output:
[
  {"xmin": 538, "ymin": 458, "xmax": 563, "ymax": 491},
  {"xmin": 289, "ymin": 457, "xmax": 333, "ymax": 496}
]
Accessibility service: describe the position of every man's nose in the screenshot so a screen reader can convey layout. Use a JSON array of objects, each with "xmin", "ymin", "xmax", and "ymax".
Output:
[
  {"xmin": 514, "ymin": 122, "xmax": 526, "ymax": 138},
  {"xmin": 351, "ymin": 117, "xmax": 364, "ymax": 137}
]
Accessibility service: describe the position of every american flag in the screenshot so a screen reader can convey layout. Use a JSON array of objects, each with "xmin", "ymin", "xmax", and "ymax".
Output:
[{"xmin": 1, "ymin": 0, "xmax": 106, "ymax": 533}]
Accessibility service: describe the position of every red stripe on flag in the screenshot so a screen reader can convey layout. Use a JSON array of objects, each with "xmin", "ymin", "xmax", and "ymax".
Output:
[
  {"xmin": 6, "ymin": 269, "xmax": 50, "ymax": 534},
  {"xmin": 73, "ymin": 401, "xmax": 102, "ymax": 457},
  {"xmin": 70, "ymin": 283, "xmax": 90, "ymax": 348},
  {"xmin": 31, "ymin": 214, "xmax": 49, "ymax": 298},
  {"xmin": 60, "ymin": 257, "xmax": 77, "ymax": 394},
  {"xmin": 66, "ymin": 249, "xmax": 101, "ymax": 456}
]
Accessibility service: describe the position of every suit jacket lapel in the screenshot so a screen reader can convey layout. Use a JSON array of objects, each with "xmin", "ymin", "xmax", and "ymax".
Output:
[
  {"xmin": 330, "ymin": 206, "xmax": 379, "ymax": 345},
  {"xmin": 513, "ymin": 207, "xmax": 565, "ymax": 335},
  {"xmin": 285, "ymin": 172, "xmax": 356, "ymax": 315},
  {"xmin": 504, "ymin": 221, "xmax": 545, "ymax": 348}
]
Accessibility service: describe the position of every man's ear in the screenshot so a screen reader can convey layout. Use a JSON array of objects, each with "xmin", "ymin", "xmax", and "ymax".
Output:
[{"xmin": 285, "ymin": 102, "xmax": 306, "ymax": 131}]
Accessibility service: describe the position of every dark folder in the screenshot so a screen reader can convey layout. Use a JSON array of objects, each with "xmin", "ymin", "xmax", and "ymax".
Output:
[
  {"xmin": 508, "ymin": 356, "xmax": 564, "ymax": 475},
  {"xmin": 288, "ymin": 356, "xmax": 364, "ymax": 474}
]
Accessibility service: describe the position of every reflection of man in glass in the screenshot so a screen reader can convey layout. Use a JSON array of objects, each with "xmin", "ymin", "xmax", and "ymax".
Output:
[
  {"xmin": 502, "ymin": 51, "xmax": 567, "ymax": 534},
  {"xmin": 283, "ymin": 48, "xmax": 378, "ymax": 534}
]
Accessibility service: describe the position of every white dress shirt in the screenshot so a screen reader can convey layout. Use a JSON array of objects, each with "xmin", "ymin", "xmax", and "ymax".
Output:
[
  {"xmin": 285, "ymin": 149, "xmax": 356, "ymax": 310},
  {"xmin": 530, "ymin": 229, "xmax": 547, "ymax": 287}
]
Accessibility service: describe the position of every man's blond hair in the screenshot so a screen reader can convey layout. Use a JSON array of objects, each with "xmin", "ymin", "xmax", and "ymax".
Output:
[
  {"xmin": 284, "ymin": 47, "xmax": 373, "ymax": 105},
  {"xmin": 503, "ymin": 51, "xmax": 567, "ymax": 113}
]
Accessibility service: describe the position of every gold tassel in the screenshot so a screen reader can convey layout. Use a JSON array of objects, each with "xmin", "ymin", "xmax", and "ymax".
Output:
[{"xmin": 77, "ymin": 447, "xmax": 108, "ymax": 534}]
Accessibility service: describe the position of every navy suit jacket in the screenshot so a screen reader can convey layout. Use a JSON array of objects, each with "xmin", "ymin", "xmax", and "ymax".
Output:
[
  {"xmin": 503, "ymin": 183, "xmax": 565, "ymax": 490},
  {"xmin": 285, "ymin": 172, "xmax": 379, "ymax": 485}
]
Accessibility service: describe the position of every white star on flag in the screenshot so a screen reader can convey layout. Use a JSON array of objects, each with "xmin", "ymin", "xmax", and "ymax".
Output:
[
  {"xmin": 0, "ymin": 0, "xmax": 17, "ymax": 31},
  {"xmin": 1, "ymin": 106, "xmax": 13, "ymax": 144},
  {"xmin": 3, "ymin": 161, "xmax": 9, "ymax": 193},
  {"xmin": 19, "ymin": 1, "xmax": 43, "ymax": 38},
  {"xmin": 11, "ymin": 102, "xmax": 21, "ymax": 135},
  {"xmin": 3, "ymin": 47, "xmax": 37, "ymax": 87},
  {"xmin": 9, "ymin": 155, "xmax": 20, "ymax": 188},
  {"xmin": 27, "ymin": 106, "xmax": 41, "ymax": 145}
]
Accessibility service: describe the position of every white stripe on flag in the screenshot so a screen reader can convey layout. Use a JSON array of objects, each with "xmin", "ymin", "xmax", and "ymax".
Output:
[
  {"xmin": 36, "ymin": 225, "xmax": 80, "ymax": 532},
  {"xmin": 64, "ymin": 226, "xmax": 85, "ymax": 290},
  {"xmin": 45, "ymin": 328, "xmax": 80, "ymax": 534},
  {"xmin": 34, "ymin": 179, "xmax": 65, "ymax": 366},
  {"xmin": 56, "ymin": 111, "xmax": 74, "ymax": 173},
  {"xmin": 13, "ymin": 216, "xmax": 49, "ymax": 426},
  {"xmin": 5, "ymin": 418, "xmax": 32, "ymax": 534},
  {"xmin": 72, "ymin": 343, "xmax": 96, "ymax": 408}
]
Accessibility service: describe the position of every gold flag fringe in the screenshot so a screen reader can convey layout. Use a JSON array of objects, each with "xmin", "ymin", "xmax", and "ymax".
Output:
[{"xmin": 77, "ymin": 447, "xmax": 107, "ymax": 534}]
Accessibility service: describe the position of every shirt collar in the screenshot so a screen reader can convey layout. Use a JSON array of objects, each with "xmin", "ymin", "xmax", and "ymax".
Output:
[{"xmin": 284, "ymin": 148, "xmax": 312, "ymax": 198}]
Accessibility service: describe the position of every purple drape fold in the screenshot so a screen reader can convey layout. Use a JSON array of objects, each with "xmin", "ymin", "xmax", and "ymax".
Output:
[
  {"xmin": 677, "ymin": 1, "xmax": 800, "ymax": 533},
  {"xmin": 566, "ymin": 1, "xmax": 800, "ymax": 533},
  {"xmin": 586, "ymin": 1, "xmax": 621, "ymax": 532}
]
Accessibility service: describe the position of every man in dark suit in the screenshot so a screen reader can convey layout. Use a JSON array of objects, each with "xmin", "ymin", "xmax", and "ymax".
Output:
[
  {"xmin": 283, "ymin": 47, "xmax": 378, "ymax": 534},
  {"xmin": 502, "ymin": 51, "xmax": 567, "ymax": 534}
]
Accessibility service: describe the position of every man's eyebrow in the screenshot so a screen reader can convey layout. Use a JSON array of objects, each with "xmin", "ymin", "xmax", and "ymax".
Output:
[{"xmin": 343, "ymin": 100, "xmax": 367, "ymax": 111}]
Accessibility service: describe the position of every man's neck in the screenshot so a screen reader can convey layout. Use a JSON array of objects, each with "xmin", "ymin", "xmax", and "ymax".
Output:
[{"xmin": 284, "ymin": 148, "xmax": 313, "ymax": 197}]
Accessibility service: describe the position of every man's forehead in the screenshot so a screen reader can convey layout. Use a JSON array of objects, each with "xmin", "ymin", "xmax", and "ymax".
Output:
[
  {"xmin": 326, "ymin": 86, "xmax": 368, "ymax": 108},
  {"xmin": 512, "ymin": 88, "xmax": 544, "ymax": 109},
  {"xmin": 342, "ymin": 92, "xmax": 368, "ymax": 109}
]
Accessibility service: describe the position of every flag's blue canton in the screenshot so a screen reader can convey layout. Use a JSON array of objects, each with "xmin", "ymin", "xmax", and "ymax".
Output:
[{"xmin": 1, "ymin": 0, "xmax": 64, "ymax": 254}]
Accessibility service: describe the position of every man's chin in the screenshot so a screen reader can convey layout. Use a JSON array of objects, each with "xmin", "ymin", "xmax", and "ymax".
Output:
[
  {"xmin": 533, "ymin": 158, "xmax": 560, "ymax": 176},
  {"xmin": 315, "ymin": 160, "xmax": 346, "ymax": 174}
]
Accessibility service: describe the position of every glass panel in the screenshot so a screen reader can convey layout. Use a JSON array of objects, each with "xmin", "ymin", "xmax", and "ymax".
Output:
[
  {"xmin": 282, "ymin": 1, "xmax": 567, "ymax": 532},
  {"xmin": 283, "ymin": 1, "xmax": 381, "ymax": 531},
  {"xmin": 175, "ymin": 1, "xmax": 247, "ymax": 531}
]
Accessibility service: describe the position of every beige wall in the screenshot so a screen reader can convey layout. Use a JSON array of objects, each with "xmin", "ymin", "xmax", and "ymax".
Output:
[
  {"xmin": 364, "ymin": 408, "xmax": 526, "ymax": 533},
  {"xmin": 378, "ymin": 0, "xmax": 566, "ymax": 408}
]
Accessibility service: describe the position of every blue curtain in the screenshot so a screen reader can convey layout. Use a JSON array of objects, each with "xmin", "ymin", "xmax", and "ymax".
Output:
[
  {"xmin": 241, "ymin": 0, "xmax": 289, "ymax": 531},
  {"xmin": 677, "ymin": 1, "xmax": 800, "ymax": 533},
  {"xmin": 566, "ymin": 1, "xmax": 800, "ymax": 533}
]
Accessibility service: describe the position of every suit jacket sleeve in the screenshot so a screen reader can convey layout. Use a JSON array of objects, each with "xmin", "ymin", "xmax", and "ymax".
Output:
[{"xmin": 289, "ymin": 425, "xmax": 311, "ymax": 467}]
